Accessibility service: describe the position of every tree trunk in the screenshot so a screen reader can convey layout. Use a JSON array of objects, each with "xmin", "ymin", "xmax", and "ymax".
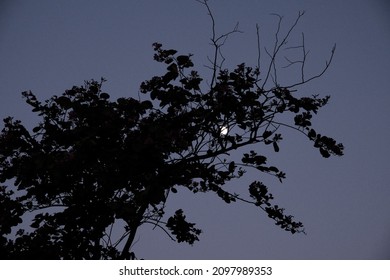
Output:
[{"xmin": 120, "ymin": 203, "xmax": 148, "ymax": 259}]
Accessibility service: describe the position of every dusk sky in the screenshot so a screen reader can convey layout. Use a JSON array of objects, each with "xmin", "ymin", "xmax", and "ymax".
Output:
[{"xmin": 1, "ymin": 0, "xmax": 389, "ymax": 259}]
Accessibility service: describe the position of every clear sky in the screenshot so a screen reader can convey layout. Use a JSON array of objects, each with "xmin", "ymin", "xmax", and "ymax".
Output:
[{"xmin": 1, "ymin": 0, "xmax": 389, "ymax": 259}]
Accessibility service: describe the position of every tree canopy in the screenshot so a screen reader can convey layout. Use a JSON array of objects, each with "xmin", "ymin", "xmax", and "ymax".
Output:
[{"xmin": 0, "ymin": 5, "xmax": 343, "ymax": 259}]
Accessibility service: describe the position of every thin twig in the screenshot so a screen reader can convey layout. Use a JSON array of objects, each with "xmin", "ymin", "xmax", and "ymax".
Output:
[
  {"xmin": 262, "ymin": 11, "xmax": 305, "ymax": 88},
  {"xmin": 143, "ymin": 221, "xmax": 176, "ymax": 242},
  {"xmin": 256, "ymin": 23, "xmax": 261, "ymax": 73},
  {"xmin": 284, "ymin": 44, "xmax": 336, "ymax": 89},
  {"xmin": 197, "ymin": 0, "xmax": 242, "ymax": 88}
]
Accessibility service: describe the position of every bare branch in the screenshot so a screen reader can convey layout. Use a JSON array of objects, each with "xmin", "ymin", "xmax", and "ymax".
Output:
[
  {"xmin": 197, "ymin": 0, "xmax": 242, "ymax": 88},
  {"xmin": 143, "ymin": 220, "xmax": 176, "ymax": 242},
  {"xmin": 256, "ymin": 23, "xmax": 261, "ymax": 73},
  {"xmin": 284, "ymin": 43, "xmax": 336, "ymax": 89},
  {"xmin": 300, "ymin": 32, "xmax": 307, "ymax": 82},
  {"xmin": 262, "ymin": 11, "xmax": 305, "ymax": 88}
]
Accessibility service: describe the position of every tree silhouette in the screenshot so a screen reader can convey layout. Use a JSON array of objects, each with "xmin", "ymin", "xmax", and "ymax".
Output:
[{"xmin": 0, "ymin": 3, "xmax": 343, "ymax": 259}]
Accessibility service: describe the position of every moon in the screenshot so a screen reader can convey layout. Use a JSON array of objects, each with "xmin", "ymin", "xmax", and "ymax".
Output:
[{"xmin": 220, "ymin": 126, "xmax": 228, "ymax": 136}]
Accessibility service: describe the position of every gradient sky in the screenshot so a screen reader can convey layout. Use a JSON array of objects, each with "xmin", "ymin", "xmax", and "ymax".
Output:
[{"xmin": 1, "ymin": 0, "xmax": 389, "ymax": 259}]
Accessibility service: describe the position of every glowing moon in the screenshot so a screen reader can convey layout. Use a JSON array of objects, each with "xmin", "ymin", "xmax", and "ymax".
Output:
[{"xmin": 220, "ymin": 126, "xmax": 228, "ymax": 136}]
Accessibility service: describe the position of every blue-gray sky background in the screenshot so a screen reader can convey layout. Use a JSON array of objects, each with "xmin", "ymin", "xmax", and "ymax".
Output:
[{"xmin": 1, "ymin": 0, "xmax": 389, "ymax": 259}]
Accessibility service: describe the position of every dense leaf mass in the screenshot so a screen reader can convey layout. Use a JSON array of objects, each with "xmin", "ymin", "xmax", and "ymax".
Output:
[{"xmin": 0, "ymin": 44, "xmax": 343, "ymax": 259}]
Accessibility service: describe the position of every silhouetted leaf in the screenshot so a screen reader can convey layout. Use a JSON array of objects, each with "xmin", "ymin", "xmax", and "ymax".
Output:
[
  {"xmin": 100, "ymin": 92, "xmax": 110, "ymax": 99},
  {"xmin": 320, "ymin": 148, "xmax": 330, "ymax": 158},
  {"xmin": 268, "ymin": 166, "xmax": 279, "ymax": 173},
  {"xmin": 273, "ymin": 142, "xmax": 280, "ymax": 152},
  {"xmin": 176, "ymin": 55, "xmax": 193, "ymax": 68},
  {"xmin": 308, "ymin": 128, "xmax": 316, "ymax": 140},
  {"xmin": 228, "ymin": 161, "xmax": 235, "ymax": 172}
]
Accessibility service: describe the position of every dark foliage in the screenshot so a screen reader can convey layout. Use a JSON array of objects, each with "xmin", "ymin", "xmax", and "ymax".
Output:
[{"xmin": 0, "ymin": 40, "xmax": 343, "ymax": 259}]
